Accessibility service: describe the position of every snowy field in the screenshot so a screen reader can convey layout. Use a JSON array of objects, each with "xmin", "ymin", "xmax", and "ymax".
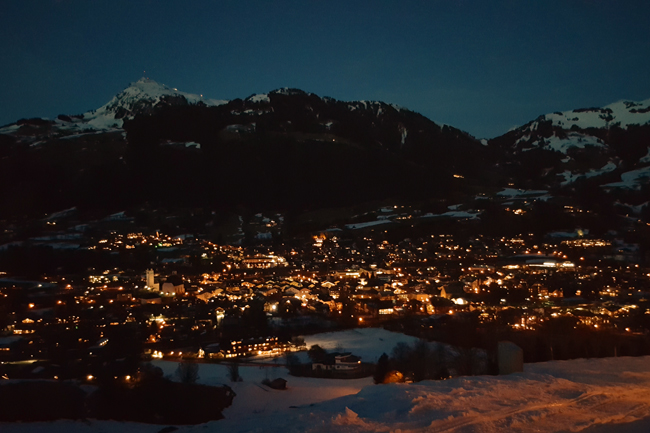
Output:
[
  {"xmin": 2, "ymin": 335, "xmax": 650, "ymax": 432},
  {"xmin": 153, "ymin": 359, "xmax": 373, "ymax": 422},
  {"xmin": 300, "ymin": 327, "xmax": 422, "ymax": 363}
]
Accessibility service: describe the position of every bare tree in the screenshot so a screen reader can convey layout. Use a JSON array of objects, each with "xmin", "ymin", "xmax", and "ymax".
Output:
[
  {"xmin": 227, "ymin": 359, "xmax": 241, "ymax": 382},
  {"xmin": 175, "ymin": 359, "xmax": 200, "ymax": 384}
]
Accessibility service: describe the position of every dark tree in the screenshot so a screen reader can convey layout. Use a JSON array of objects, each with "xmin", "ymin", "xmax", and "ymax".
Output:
[
  {"xmin": 175, "ymin": 359, "xmax": 200, "ymax": 384},
  {"xmin": 374, "ymin": 353, "xmax": 390, "ymax": 384},
  {"xmin": 227, "ymin": 359, "xmax": 241, "ymax": 382},
  {"xmin": 308, "ymin": 344, "xmax": 327, "ymax": 363}
]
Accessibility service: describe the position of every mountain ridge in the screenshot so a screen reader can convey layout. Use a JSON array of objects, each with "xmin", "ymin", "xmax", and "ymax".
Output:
[
  {"xmin": 0, "ymin": 78, "xmax": 487, "ymax": 218},
  {"xmin": 4, "ymin": 77, "xmax": 648, "ymax": 140},
  {"xmin": 0, "ymin": 78, "xmax": 649, "ymax": 221}
]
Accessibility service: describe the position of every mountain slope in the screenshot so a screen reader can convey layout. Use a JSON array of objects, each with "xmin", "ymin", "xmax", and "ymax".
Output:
[
  {"xmin": 0, "ymin": 80, "xmax": 491, "ymax": 218},
  {"xmin": 488, "ymin": 98, "xmax": 650, "ymax": 192},
  {"xmin": 122, "ymin": 86, "xmax": 491, "ymax": 211}
]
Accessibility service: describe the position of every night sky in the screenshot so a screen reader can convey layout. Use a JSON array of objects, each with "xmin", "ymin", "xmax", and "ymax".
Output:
[{"xmin": 1, "ymin": 0, "xmax": 649, "ymax": 138}]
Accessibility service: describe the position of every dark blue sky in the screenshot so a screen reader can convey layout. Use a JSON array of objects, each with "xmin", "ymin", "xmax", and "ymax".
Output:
[{"xmin": 1, "ymin": 0, "xmax": 649, "ymax": 138}]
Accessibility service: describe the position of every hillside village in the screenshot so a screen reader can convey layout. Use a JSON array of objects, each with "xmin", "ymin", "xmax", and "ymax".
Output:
[
  {"xmin": 1, "ymin": 79, "xmax": 650, "ymax": 424},
  {"xmin": 1, "ymin": 193, "xmax": 649, "ymax": 382}
]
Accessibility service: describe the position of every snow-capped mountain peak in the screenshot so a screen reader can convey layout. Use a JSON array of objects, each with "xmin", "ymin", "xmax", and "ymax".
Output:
[
  {"xmin": 82, "ymin": 78, "xmax": 228, "ymax": 130},
  {"xmin": 245, "ymin": 93, "xmax": 271, "ymax": 104}
]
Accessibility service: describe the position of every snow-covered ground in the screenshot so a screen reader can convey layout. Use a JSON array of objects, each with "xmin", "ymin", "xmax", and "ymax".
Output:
[
  {"xmin": 151, "ymin": 360, "xmax": 372, "ymax": 422},
  {"xmin": 3, "ymin": 330, "xmax": 650, "ymax": 433},
  {"xmin": 300, "ymin": 328, "xmax": 422, "ymax": 363},
  {"xmin": 344, "ymin": 204, "xmax": 483, "ymax": 229},
  {"xmin": 3, "ymin": 355, "xmax": 650, "ymax": 432},
  {"xmin": 345, "ymin": 219, "xmax": 394, "ymax": 230},
  {"xmin": 421, "ymin": 210, "xmax": 481, "ymax": 220}
]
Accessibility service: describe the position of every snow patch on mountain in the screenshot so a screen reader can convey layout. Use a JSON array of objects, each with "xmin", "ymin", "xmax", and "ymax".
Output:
[
  {"xmin": 343, "ymin": 100, "xmax": 396, "ymax": 118},
  {"xmin": 271, "ymin": 88, "xmax": 309, "ymax": 96},
  {"xmin": 0, "ymin": 124, "xmax": 21, "ymax": 134},
  {"xmin": 560, "ymin": 161, "xmax": 617, "ymax": 186},
  {"xmin": 162, "ymin": 140, "xmax": 201, "ymax": 149},
  {"xmin": 603, "ymin": 165, "xmax": 650, "ymax": 190},
  {"xmin": 532, "ymin": 132, "xmax": 606, "ymax": 154},
  {"xmin": 616, "ymin": 201, "xmax": 649, "ymax": 215},
  {"xmin": 544, "ymin": 98, "xmax": 650, "ymax": 130},
  {"xmin": 497, "ymin": 188, "xmax": 549, "ymax": 198},
  {"xmin": 515, "ymin": 133, "xmax": 531, "ymax": 145},
  {"xmin": 345, "ymin": 220, "xmax": 394, "ymax": 230},
  {"xmin": 400, "ymin": 125, "xmax": 408, "ymax": 145},
  {"xmin": 640, "ymin": 147, "xmax": 650, "ymax": 163},
  {"xmin": 246, "ymin": 93, "xmax": 270, "ymax": 103}
]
